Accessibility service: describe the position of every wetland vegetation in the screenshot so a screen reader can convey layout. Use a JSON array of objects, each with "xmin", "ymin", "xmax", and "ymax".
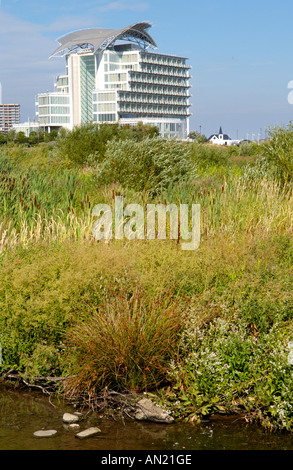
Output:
[{"xmin": 0, "ymin": 121, "xmax": 292, "ymax": 432}]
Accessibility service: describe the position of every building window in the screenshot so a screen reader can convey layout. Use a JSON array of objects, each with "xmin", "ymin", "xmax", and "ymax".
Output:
[
  {"xmin": 97, "ymin": 103, "xmax": 116, "ymax": 112},
  {"xmin": 96, "ymin": 92, "xmax": 116, "ymax": 101},
  {"xmin": 97, "ymin": 113, "xmax": 116, "ymax": 122},
  {"xmin": 39, "ymin": 97, "xmax": 49, "ymax": 106}
]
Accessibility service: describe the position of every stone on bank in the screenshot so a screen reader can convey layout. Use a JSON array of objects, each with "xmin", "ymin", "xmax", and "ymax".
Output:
[
  {"xmin": 75, "ymin": 427, "xmax": 101, "ymax": 439},
  {"xmin": 135, "ymin": 398, "xmax": 174, "ymax": 423}
]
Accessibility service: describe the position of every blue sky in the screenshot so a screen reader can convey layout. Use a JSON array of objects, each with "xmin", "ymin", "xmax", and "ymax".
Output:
[{"xmin": 0, "ymin": 0, "xmax": 293, "ymax": 139}]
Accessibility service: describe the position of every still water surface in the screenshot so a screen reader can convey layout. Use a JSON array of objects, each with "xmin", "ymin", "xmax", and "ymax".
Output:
[{"xmin": 0, "ymin": 386, "xmax": 292, "ymax": 451}]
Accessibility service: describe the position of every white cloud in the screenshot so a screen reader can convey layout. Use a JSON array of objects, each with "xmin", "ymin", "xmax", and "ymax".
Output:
[{"xmin": 0, "ymin": 11, "xmax": 61, "ymax": 118}]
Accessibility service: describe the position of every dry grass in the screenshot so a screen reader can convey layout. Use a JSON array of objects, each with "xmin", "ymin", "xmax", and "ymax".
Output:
[{"xmin": 62, "ymin": 287, "xmax": 186, "ymax": 399}]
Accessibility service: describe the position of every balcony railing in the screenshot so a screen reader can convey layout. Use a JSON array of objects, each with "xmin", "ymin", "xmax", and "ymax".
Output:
[
  {"xmin": 130, "ymin": 70, "xmax": 192, "ymax": 80},
  {"xmin": 140, "ymin": 65, "xmax": 190, "ymax": 78},
  {"xmin": 140, "ymin": 55, "xmax": 192, "ymax": 70},
  {"xmin": 117, "ymin": 104, "xmax": 191, "ymax": 117},
  {"xmin": 117, "ymin": 95, "xmax": 190, "ymax": 107},
  {"xmin": 128, "ymin": 86, "xmax": 191, "ymax": 97},
  {"xmin": 129, "ymin": 75, "xmax": 192, "ymax": 88}
]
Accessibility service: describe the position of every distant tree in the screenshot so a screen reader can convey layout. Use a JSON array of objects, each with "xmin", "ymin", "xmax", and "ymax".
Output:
[
  {"xmin": 188, "ymin": 131, "xmax": 208, "ymax": 143},
  {"xmin": 36, "ymin": 128, "xmax": 45, "ymax": 142},
  {"xmin": 131, "ymin": 121, "xmax": 160, "ymax": 141},
  {"xmin": 55, "ymin": 122, "xmax": 109, "ymax": 166},
  {"xmin": 15, "ymin": 131, "xmax": 29, "ymax": 144},
  {"xmin": 47, "ymin": 130, "xmax": 58, "ymax": 141},
  {"xmin": 6, "ymin": 129, "xmax": 16, "ymax": 142},
  {"xmin": 0, "ymin": 132, "xmax": 7, "ymax": 144},
  {"xmin": 28, "ymin": 131, "xmax": 39, "ymax": 145}
]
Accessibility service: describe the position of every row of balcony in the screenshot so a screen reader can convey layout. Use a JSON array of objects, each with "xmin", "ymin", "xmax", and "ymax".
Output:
[
  {"xmin": 128, "ymin": 86, "xmax": 191, "ymax": 98},
  {"xmin": 117, "ymin": 96, "xmax": 190, "ymax": 107},
  {"xmin": 140, "ymin": 65, "xmax": 190, "ymax": 78},
  {"xmin": 118, "ymin": 110, "xmax": 191, "ymax": 118},
  {"xmin": 130, "ymin": 70, "xmax": 192, "ymax": 81},
  {"xmin": 117, "ymin": 105, "xmax": 191, "ymax": 117},
  {"xmin": 140, "ymin": 55, "xmax": 191, "ymax": 70},
  {"xmin": 129, "ymin": 76, "xmax": 192, "ymax": 88}
]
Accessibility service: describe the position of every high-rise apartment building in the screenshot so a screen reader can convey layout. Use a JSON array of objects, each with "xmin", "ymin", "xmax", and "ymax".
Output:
[
  {"xmin": 0, "ymin": 104, "xmax": 20, "ymax": 134},
  {"xmin": 36, "ymin": 22, "xmax": 192, "ymax": 139}
]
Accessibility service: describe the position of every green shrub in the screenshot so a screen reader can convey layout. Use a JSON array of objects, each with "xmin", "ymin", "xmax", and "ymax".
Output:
[
  {"xmin": 190, "ymin": 143, "xmax": 229, "ymax": 171},
  {"xmin": 0, "ymin": 241, "xmax": 136, "ymax": 375},
  {"xmin": 238, "ymin": 141, "xmax": 262, "ymax": 156},
  {"xmin": 95, "ymin": 137, "xmax": 195, "ymax": 195},
  {"xmin": 54, "ymin": 122, "xmax": 159, "ymax": 167},
  {"xmin": 163, "ymin": 258, "xmax": 293, "ymax": 430},
  {"xmin": 263, "ymin": 122, "xmax": 293, "ymax": 182}
]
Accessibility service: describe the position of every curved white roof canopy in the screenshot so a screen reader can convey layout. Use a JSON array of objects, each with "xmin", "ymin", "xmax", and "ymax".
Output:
[{"xmin": 50, "ymin": 22, "xmax": 157, "ymax": 58}]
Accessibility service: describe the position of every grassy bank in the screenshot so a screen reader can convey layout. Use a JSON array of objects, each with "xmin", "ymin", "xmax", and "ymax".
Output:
[{"xmin": 0, "ymin": 123, "xmax": 292, "ymax": 432}]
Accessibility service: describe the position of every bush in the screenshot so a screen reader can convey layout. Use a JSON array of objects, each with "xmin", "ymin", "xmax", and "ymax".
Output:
[
  {"xmin": 62, "ymin": 288, "xmax": 185, "ymax": 396},
  {"xmin": 190, "ymin": 143, "xmax": 229, "ymax": 172},
  {"xmin": 0, "ymin": 133, "xmax": 6, "ymax": 145},
  {"xmin": 263, "ymin": 122, "xmax": 293, "ymax": 182},
  {"xmin": 238, "ymin": 141, "xmax": 262, "ymax": 156},
  {"xmin": 0, "ymin": 240, "xmax": 135, "ymax": 375},
  {"xmin": 55, "ymin": 122, "xmax": 159, "ymax": 167},
  {"xmin": 95, "ymin": 137, "xmax": 195, "ymax": 195},
  {"xmin": 165, "ymin": 274, "xmax": 293, "ymax": 430}
]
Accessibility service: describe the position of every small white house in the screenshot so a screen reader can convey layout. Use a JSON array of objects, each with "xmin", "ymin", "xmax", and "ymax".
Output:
[{"xmin": 208, "ymin": 127, "xmax": 239, "ymax": 146}]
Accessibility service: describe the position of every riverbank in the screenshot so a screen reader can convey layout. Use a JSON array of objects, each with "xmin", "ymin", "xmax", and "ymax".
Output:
[
  {"xmin": 0, "ymin": 124, "xmax": 292, "ymax": 433},
  {"xmin": 2, "ymin": 385, "xmax": 293, "ymax": 451}
]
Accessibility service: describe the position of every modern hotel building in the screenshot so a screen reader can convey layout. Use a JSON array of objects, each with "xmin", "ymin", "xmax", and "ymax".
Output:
[{"xmin": 36, "ymin": 22, "xmax": 192, "ymax": 139}]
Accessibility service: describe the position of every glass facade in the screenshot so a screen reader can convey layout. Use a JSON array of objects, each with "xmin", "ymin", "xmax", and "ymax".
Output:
[
  {"xmin": 80, "ymin": 55, "xmax": 95, "ymax": 123},
  {"xmin": 55, "ymin": 75, "xmax": 69, "ymax": 94},
  {"xmin": 37, "ymin": 94, "xmax": 70, "ymax": 126}
]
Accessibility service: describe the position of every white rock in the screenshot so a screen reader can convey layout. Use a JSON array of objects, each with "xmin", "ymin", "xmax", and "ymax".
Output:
[
  {"xmin": 69, "ymin": 423, "xmax": 80, "ymax": 430},
  {"xmin": 34, "ymin": 430, "xmax": 57, "ymax": 438},
  {"xmin": 63, "ymin": 412, "xmax": 79, "ymax": 424},
  {"xmin": 75, "ymin": 427, "xmax": 101, "ymax": 439}
]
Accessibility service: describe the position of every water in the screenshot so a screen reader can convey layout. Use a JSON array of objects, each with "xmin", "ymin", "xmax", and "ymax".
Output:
[{"xmin": 0, "ymin": 385, "xmax": 292, "ymax": 451}]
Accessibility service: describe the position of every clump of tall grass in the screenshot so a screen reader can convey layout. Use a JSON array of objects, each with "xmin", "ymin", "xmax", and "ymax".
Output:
[
  {"xmin": 62, "ymin": 287, "xmax": 186, "ymax": 400},
  {"xmin": 0, "ymin": 157, "xmax": 93, "ymax": 227},
  {"xmin": 0, "ymin": 154, "xmax": 96, "ymax": 251},
  {"xmin": 158, "ymin": 176, "xmax": 293, "ymax": 239},
  {"xmin": 0, "ymin": 211, "xmax": 94, "ymax": 254}
]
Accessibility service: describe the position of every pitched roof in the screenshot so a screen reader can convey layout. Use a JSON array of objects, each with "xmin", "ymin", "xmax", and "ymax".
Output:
[
  {"xmin": 50, "ymin": 22, "xmax": 157, "ymax": 58},
  {"xmin": 208, "ymin": 127, "xmax": 231, "ymax": 141}
]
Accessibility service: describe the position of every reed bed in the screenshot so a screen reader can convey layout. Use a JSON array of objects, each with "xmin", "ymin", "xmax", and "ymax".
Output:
[
  {"xmin": 0, "ymin": 176, "xmax": 292, "ymax": 253},
  {"xmin": 0, "ymin": 156, "xmax": 95, "ymax": 252}
]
